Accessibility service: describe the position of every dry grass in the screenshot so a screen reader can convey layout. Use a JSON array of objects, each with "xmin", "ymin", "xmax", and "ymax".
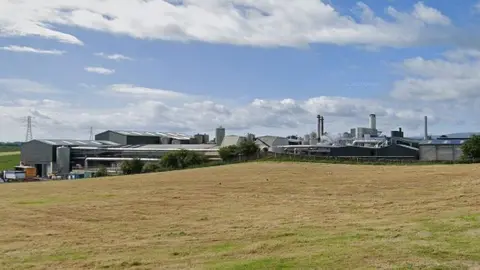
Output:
[{"xmin": 0, "ymin": 162, "xmax": 479, "ymax": 270}]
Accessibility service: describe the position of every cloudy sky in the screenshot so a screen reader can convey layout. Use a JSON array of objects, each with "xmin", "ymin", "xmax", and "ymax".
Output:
[{"xmin": 1, "ymin": 0, "xmax": 480, "ymax": 141}]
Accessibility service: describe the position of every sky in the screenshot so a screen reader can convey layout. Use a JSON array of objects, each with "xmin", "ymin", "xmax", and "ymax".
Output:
[{"xmin": 1, "ymin": 0, "xmax": 480, "ymax": 141}]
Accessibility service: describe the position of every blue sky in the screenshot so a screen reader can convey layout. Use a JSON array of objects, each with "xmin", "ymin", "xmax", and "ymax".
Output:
[{"xmin": 1, "ymin": 0, "xmax": 480, "ymax": 141}]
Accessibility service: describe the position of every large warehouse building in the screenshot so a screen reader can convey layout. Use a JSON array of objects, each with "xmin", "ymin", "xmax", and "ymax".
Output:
[{"xmin": 95, "ymin": 130, "xmax": 197, "ymax": 145}]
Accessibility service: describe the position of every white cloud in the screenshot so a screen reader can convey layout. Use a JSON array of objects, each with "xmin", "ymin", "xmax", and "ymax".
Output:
[
  {"xmin": 391, "ymin": 49, "xmax": 480, "ymax": 101},
  {"xmin": 0, "ymin": 1, "xmax": 460, "ymax": 48},
  {"xmin": 84, "ymin": 67, "xmax": 115, "ymax": 75},
  {"xmin": 0, "ymin": 79, "xmax": 58, "ymax": 93},
  {"xmin": 0, "ymin": 45, "xmax": 65, "ymax": 55},
  {"xmin": 107, "ymin": 84, "xmax": 188, "ymax": 99},
  {"xmin": 411, "ymin": 2, "xmax": 451, "ymax": 25},
  {"xmin": 95, "ymin": 52, "xmax": 133, "ymax": 61},
  {"xmin": 0, "ymin": 80, "xmax": 454, "ymax": 142}
]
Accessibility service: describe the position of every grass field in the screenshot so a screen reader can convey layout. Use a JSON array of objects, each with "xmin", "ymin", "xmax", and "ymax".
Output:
[
  {"xmin": 0, "ymin": 152, "xmax": 20, "ymax": 170},
  {"xmin": 0, "ymin": 145, "xmax": 20, "ymax": 153},
  {"xmin": 0, "ymin": 162, "xmax": 479, "ymax": 269}
]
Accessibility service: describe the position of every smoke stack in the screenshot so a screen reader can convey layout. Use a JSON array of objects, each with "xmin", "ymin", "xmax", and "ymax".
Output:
[
  {"xmin": 369, "ymin": 114, "xmax": 376, "ymax": 130},
  {"xmin": 424, "ymin": 116, "xmax": 428, "ymax": 140},
  {"xmin": 317, "ymin": 115, "xmax": 321, "ymax": 142},
  {"xmin": 320, "ymin": 116, "xmax": 324, "ymax": 137}
]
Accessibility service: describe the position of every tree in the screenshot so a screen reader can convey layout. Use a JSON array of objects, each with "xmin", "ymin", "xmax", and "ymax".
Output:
[
  {"xmin": 238, "ymin": 140, "xmax": 259, "ymax": 157},
  {"xmin": 96, "ymin": 165, "xmax": 108, "ymax": 177},
  {"xmin": 218, "ymin": 145, "xmax": 239, "ymax": 162},
  {"xmin": 120, "ymin": 158, "xmax": 144, "ymax": 175},
  {"xmin": 160, "ymin": 150, "xmax": 207, "ymax": 169},
  {"xmin": 461, "ymin": 135, "xmax": 480, "ymax": 160},
  {"xmin": 142, "ymin": 162, "xmax": 161, "ymax": 173}
]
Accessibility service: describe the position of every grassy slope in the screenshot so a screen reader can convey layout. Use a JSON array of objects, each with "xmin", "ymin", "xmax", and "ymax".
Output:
[
  {"xmin": 0, "ymin": 153, "xmax": 20, "ymax": 170},
  {"xmin": 0, "ymin": 145, "xmax": 20, "ymax": 153},
  {"xmin": 0, "ymin": 162, "xmax": 479, "ymax": 269}
]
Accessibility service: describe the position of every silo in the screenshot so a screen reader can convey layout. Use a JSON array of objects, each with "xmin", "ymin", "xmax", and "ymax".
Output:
[
  {"xmin": 194, "ymin": 134, "xmax": 204, "ymax": 144},
  {"xmin": 246, "ymin": 133, "xmax": 255, "ymax": 141},
  {"xmin": 56, "ymin": 146, "xmax": 71, "ymax": 176},
  {"xmin": 202, "ymin": 134, "xmax": 210, "ymax": 144},
  {"xmin": 215, "ymin": 126, "xmax": 226, "ymax": 146}
]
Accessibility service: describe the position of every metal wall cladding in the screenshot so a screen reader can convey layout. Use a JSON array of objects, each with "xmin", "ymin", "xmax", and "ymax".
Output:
[
  {"xmin": 21, "ymin": 140, "xmax": 55, "ymax": 164},
  {"xmin": 419, "ymin": 145, "xmax": 437, "ymax": 161}
]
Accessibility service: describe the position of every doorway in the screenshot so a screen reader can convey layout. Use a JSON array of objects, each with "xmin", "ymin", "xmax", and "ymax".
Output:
[{"xmin": 35, "ymin": 164, "xmax": 43, "ymax": 177}]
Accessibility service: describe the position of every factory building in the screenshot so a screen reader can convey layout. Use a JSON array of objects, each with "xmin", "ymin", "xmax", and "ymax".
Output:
[
  {"xmin": 95, "ymin": 130, "xmax": 193, "ymax": 145},
  {"xmin": 20, "ymin": 139, "xmax": 120, "ymax": 177},
  {"xmin": 255, "ymin": 136, "xmax": 289, "ymax": 152},
  {"xmin": 419, "ymin": 140, "xmax": 465, "ymax": 161},
  {"xmin": 280, "ymin": 144, "xmax": 418, "ymax": 159},
  {"xmin": 20, "ymin": 138, "xmax": 220, "ymax": 178}
]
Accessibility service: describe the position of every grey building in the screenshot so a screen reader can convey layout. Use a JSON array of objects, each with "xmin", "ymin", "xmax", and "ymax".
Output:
[
  {"xmin": 20, "ymin": 139, "xmax": 119, "ymax": 177},
  {"xmin": 255, "ymin": 136, "xmax": 289, "ymax": 152},
  {"xmin": 95, "ymin": 130, "xmax": 192, "ymax": 145},
  {"xmin": 419, "ymin": 139, "xmax": 465, "ymax": 161}
]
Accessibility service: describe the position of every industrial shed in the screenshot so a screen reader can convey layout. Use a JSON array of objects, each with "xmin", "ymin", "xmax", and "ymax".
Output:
[
  {"xmin": 419, "ymin": 140, "xmax": 465, "ymax": 161},
  {"xmin": 220, "ymin": 135, "xmax": 247, "ymax": 147},
  {"xmin": 20, "ymin": 139, "xmax": 119, "ymax": 177},
  {"xmin": 255, "ymin": 136, "xmax": 289, "ymax": 152},
  {"xmin": 95, "ymin": 130, "xmax": 193, "ymax": 145}
]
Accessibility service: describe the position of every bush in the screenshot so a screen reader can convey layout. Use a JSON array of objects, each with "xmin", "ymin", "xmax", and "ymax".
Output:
[
  {"xmin": 238, "ymin": 140, "xmax": 259, "ymax": 157},
  {"xmin": 120, "ymin": 158, "xmax": 144, "ymax": 175},
  {"xmin": 461, "ymin": 135, "xmax": 480, "ymax": 160},
  {"xmin": 142, "ymin": 162, "xmax": 162, "ymax": 173},
  {"xmin": 96, "ymin": 165, "xmax": 108, "ymax": 177},
  {"xmin": 218, "ymin": 145, "xmax": 239, "ymax": 162},
  {"xmin": 160, "ymin": 150, "xmax": 207, "ymax": 169}
]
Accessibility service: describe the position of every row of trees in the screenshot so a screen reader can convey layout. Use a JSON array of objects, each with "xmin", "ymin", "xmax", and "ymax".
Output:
[{"xmin": 96, "ymin": 141, "xmax": 262, "ymax": 177}]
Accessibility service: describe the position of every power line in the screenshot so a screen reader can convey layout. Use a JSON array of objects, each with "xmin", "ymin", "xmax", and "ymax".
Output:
[
  {"xmin": 25, "ymin": 116, "xmax": 33, "ymax": 142},
  {"xmin": 89, "ymin": 126, "xmax": 94, "ymax": 140}
]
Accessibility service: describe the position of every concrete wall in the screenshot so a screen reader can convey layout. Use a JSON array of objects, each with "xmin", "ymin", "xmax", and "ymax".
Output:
[{"xmin": 419, "ymin": 144, "xmax": 463, "ymax": 161}]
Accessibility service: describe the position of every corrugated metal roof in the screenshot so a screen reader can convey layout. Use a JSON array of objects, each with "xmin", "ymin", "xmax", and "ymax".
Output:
[
  {"xmin": 419, "ymin": 139, "xmax": 465, "ymax": 145},
  {"xmin": 112, "ymin": 130, "xmax": 191, "ymax": 140},
  {"xmin": 37, "ymin": 139, "xmax": 119, "ymax": 147}
]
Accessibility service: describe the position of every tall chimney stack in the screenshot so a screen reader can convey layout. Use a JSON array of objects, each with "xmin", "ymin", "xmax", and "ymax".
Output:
[
  {"xmin": 424, "ymin": 116, "xmax": 428, "ymax": 140},
  {"xmin": 369, "ymin": 113, "xmax": 376, "ymax": 130},
  {"xmin": 320, "ymin": 116, "xmax": 324, "ymax": 137},
  {"xmin": 317, "ymin": 115, "xmax": 321, "ymax": 142}
]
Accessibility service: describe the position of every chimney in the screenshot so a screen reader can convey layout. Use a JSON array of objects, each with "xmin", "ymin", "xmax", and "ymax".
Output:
[
  {"xmin": 317, "ymin": 115, "xmax": 321, "ymax": 142},
  {"xmin": 320, "ymin": 116, "xmax": 324, "ymax": 137},
  {"xmin": 424, "ymin": 116, "xmax": 428, "ymax": 140},
  {"xmin": 369, "ymin": 114, "xmax": 376, "ymax": 130}
]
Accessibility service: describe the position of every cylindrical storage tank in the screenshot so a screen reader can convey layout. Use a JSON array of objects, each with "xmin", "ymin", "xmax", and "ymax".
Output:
[
  {"xmin": 215, "ymin": 126, "xmax": 226, "ymax": 146},
  {"xmin": 194, "ymin": 134, "xmax": 204, "ymax": 144},
  {"xmin": 203, "ymin": 134, "xmax": 210, "ymax": 144},
  {"xmin": 160, "ymin": 137, "xmax": 171, "ymax": 144},
  {"xmin": 246, "ymin": 133, "xmax": 255, "ymax": 141},
  {"xmin": 56, "ymin": 146, "xmax": 71, "ymax": 176}
]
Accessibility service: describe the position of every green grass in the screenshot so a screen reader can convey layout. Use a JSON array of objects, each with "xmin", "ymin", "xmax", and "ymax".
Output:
[{"xmin": 0, "ymin": 153, "xmax": 20, "ymax": 171}]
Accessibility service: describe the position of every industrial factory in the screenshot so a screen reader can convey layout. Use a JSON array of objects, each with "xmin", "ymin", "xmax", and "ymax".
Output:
[{"xmin": 17, "ymin": 113, "xmax": 471, "ymax": 178}]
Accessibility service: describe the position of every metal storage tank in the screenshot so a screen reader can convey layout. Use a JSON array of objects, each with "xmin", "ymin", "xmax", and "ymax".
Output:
[
  {"xmin": 216, "ymin": 126, "xmax": 226, "ymax": 146},
  {"xmin": 194, "ymin": 134, "xmax": 204, "ymax": 144},
  {"xmin": 203, "ymin": 134, "xmax": 210, "ymax": 144},
  {"xmin": 56, "ymin": 146, "xmax": 71, "ymax": 176},
  {"xmin": 247, "ymin": 133, "xmax": 255, "ymax": 141},
  {"xmin": 160, "ymin": 136, "xmax": 171, "ymax": 144}
]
